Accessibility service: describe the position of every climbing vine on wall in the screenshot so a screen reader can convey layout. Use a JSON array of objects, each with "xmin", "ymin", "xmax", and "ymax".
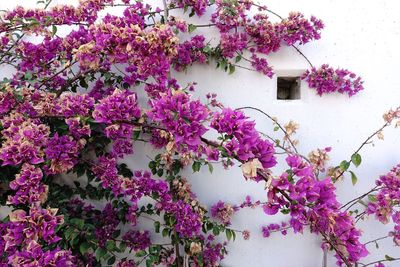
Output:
[{"xmin": 0, "ymin": 0, "xmax": 399, "ymax": 266}]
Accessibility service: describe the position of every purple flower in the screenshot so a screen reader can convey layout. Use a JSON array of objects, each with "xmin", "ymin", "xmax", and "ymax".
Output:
[
  {"xmin": 93, "ymin": 89, "xmax": 141, "ymax": 124},
  {"xmin": 0, "ymin": 114, "xmax": 49, "ymax": 166},
  {"xmin": 262, "ymin": 203, "xmax": 280, "ymax": 215},
  {"xmin": 266, "ymin": 155, "xmax": 368, "ymax": 264},
  {"xmin": 250, "ymin": 53, "xmax": 274, "ymax": 78},
  {"xmin": 220, "ymin": 33, "xmax": 248, "ymax": 58},
  {"xmin": 148, "ymin": 90, "xmax": 209, "ymax": 153},
  {"xmin": 45, "ymin": 134, "xmax": 84, "ymax": 174},
  {"xmin": 302, "ymin": 64, "xmax": 364, "ymax": 96},
  {"xmin": 8, "ymin": 164, "xmax": 47, "ymax": 206},
  {"xmin": 173, "ymin": 35, "xmax": 207, "ymax": 71},
  {"xmin": 211, "ymin": 108, "xmax": 276, "ymax": 176},
  {"xmin": 164, "ymin": 200, "xmax": 202, "ymax": 238},
  {"xmin": 95, "ymin": 204, "xmax": 119, "ymax": 247},
  {"xmin": 122, "ymin": 230, "xmax": 151, "ymax": 251},
  {"xmin": 0, "ymin": 89, "xmax": 16, "ymax": 115},
  {"xmin": 58, "ymin": 92, "xmax": 94, "ymax": 117},
  {"xmin": 279, "ymin": 12, "xmax": 324, "ymax": 46},
  {"xmin": 211, "ymin": 201, "xmax": 237, "ymax": 225}
]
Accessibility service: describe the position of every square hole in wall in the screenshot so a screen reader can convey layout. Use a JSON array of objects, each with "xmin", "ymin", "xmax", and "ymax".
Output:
[{"xmin": 277, "ymin": 76, "xmax": 301, "ymax": 100}]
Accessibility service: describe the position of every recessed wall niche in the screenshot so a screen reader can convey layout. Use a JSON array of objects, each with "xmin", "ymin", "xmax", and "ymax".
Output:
[{"xmin": 277, "ymin": 76, "xmax": 301, "ymax": 100}]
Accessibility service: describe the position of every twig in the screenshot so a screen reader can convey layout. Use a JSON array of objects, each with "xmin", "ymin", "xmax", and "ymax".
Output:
[
  {"xmin": 291, "ymin": 45, "xmax": 314, "ymax": 68},
  {"xmin": 340, "ymin": 186, "xmax": 379, "ymax": 210},
  {"xmin": 363, "ymin": 235, "xmax": 390, "ymax": 246},
  {"xmin": 334, "ymin": 121, "xmax": 391, "ymax": 181},
  {"xmin": 358, "ymin": 257, "xmax": 400, "ymax": 266},
  {"xmin": 235, "ymin": 106, "xmax": 302, "ymax": 156}
]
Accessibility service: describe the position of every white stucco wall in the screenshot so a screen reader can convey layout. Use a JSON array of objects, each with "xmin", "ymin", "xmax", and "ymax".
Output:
[{"xmin": 2, "ymin": 0, "xmax": 400, "ymax": 266}]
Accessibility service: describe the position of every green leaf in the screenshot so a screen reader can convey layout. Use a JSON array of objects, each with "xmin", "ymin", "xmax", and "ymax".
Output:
[
  {"xmin": 235, "ymin": 54, "xmax": 242, "ymax": 63},
  {"xmin": 368, "ymin": 194, "xmax": 377, "ymax": 202},
  {"xmin": 64, "ymin": 227, "xmax": 75, "ymax": 240},
  {"xmin": 52, "ymin": 25, "xmax": 57, "ymax": 36},
  {"xmin": 208, "ymin": 163, "xmax": 214, "ymax": 173},
  {"xmin": 154, "ymin": 221, "xmax": 161, "ymax": 233},
  {"xmin": 132, "ymin": 130, "xmax": 141, "ymax": 140},
  {"xmin": 149, "ymin": 245, "xmax": 160, "ymax": 254},
  {"xmin": 106, "ymin": 240, "xmax": 117, "ymax": 251},
  {"xmin": 79, "ymin": 242, "xmax": 90, "ymax": 255},
  {"xmin": 339, "ymin": 160, "xmax": 350, "ymax": 172},
  {"xmin": 136, "ymin": 250, "xmax": 147, "ymax": 257},
  {"xmin": 24, "ymin": 72, "xmax": 33, "ymax": 80},
  {"xmin": 162, "ymin": 228, "xmax": 169, "ymax": 237},
  {"xmin": 188, "ymin": 24, "xmax": 197, "ymax": 33},
  {"xmin": 228, "ymin": 64, "xmax": 235, "ymax": 74},
  {"xmin": 119, "ymin": 241, "xmax": 127, "ymax": 253},
  {"xmin": 350, "ymin": 171, "xmax": 358, "ymax": 185},
  {"xmin": 203, "ymin": 45, "xmax": 211, "ymax": 53},
  {"xmin": 192, "ymin": 161, "xmax": 201, "ymax": 172},
  {"xmin": 107, "ymin": 256, "xmax": 116, "ymax": 265},
  {"xmin": 212, "ymin": 226, "xmax": 220, "ymax": 236},
  {"xmin": 226, "ymin": 229, "xmax": 232, "ymax": 241},
  {"xmin": 70, "ymin": 218, "xmax": 84, "ymax": 229},
  {"xmin": 351, "ymin": 153, "xmax": 362, "ymax": 167},
  {"xmin": 95, "ymin": 247, "xmax": 107, "ymax": 261},
  {"xmin": 385, "ymin": 255, "xmax": 395, "ymax": 261}
]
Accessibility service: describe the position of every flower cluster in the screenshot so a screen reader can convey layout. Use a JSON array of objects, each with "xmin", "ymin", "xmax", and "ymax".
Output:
[
  {"xmin": 169, "ymin": 0, "xmax": 209, "ymax": 16},
  {"xmin": 8, "ymin": 164, "xmax": 47, "ymax": 206},
  {"xmin": 7, "ymin": 240, "xmax": 74, "ymax": 267},
  {"xmin": 1, "ymin": 207, "xmax": 69, "ymax": 266},
  {"xmin": 302, "ymin": 64, "xmax": 364, "ymax": 96},
  {"xmin": 148, "ymin": 90, "xmax": 209, "ymax": 153},
  {"xmin": 367, "ymin": 164, "xmax": 400, "ymax": 245},
  {"xmin": 0, "ymin": 0, "xmax": 373, "ymax": 265},
  {"xmin": 122, "ymin": 230, "xmax": 151, "ymax": 251},
  {"xmin": 105, "ymin": 123, "xmax": 135, "ymax": 157},
  {"xmin": 0, "ymin": 113, "xmax": 50, "ymax": 166},
  {"xmin": 246, "ymin": 12, "xmax": 323, "ymax": 54},
  {"xmin": 164, "ymin": 200, "xmax": 202, "ymax": 238},
  {"xmin": 250, "ymin": 53, "xmax": 274, "ymax": 77},
  {"xmin": 383, "ymin": 106, "xmax": 400, "ymax": 125},
  {"xmin": 93, "ymin": 89, "xmax": 141, "ymax": 124},
  {"xmin": 0, "ymin": 88, "xmax": 16, "ymax": 115},
  {"xmin": 211, "ymin": 0, "xmax": 251, "ymax": 32},
  {"xmin": 211, "ymin": 108, "xmax": 276, "ymax": 180},
  {"xmin": 220, "ymin": 33, "xmax": 248, "ymax": 58},
  {"xmin": 210, "ymin": 200, "xmax": 238, "ymax": 225},
  {"xmin": 307, "ymin": 147, "xmax": 331, "ymax": 172},
  {"xmin": 95, "ymin": 203, "xmax": 120, "ymax": 247},
  {"xmin": 44, "ymin": 134, "xmax": 85, "ymax": 174},
  {"xmin": 279, "ymin": 12, "xmax": 324, "ymax": 46},
  {"xmin": 58, "ymin": 93, "xmax": 94, "ymax": 118},
  {"xmin": 173, "ymin": 35, "xmax": 207, "ymax": 71},
  {"xmin": 266, "ymin": 155, "xmax": 368, "ymax": 265},
  {"xmin": 261, "ymin": 222, "xmax": 289, "ymax": 237}
]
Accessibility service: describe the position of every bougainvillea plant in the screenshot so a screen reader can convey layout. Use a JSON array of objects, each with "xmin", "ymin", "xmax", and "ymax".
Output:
[{"xmin": 0, "ymin": 0, "xmax": 398, "ymax": 266}]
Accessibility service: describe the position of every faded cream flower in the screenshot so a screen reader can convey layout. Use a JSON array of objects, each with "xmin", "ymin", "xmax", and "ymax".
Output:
[
  {"xmin": 166, "ymin": 141, "xmax": 175, "ymax": 152},
  {"xmin": 327, "ymin": 167, "xmax": 344, "ymax": 180},
  {"xmin": 189, "ymin": 242, "xmax": 202, "ymax": 255},
  {"xmin": 284, "ymin": 120, "xmax": 299, "ymax": 136},
  {"xmin": 179, "ymin": 152, "xmax": 193, "ymax": 166},
  {"xmin": 241, "ymin": 158, "xmax": 263, "ymax": 178},
  {"xmin": 377, "ymin": 131, "xmax": 384, "ymax": 140},
  {"xmin": 383, "ymin": 107, "xmax": 400, "ymax": 123},
  {"xmin": 308, "ymin": 147, "xmax": 331, "ymax": 172}
]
